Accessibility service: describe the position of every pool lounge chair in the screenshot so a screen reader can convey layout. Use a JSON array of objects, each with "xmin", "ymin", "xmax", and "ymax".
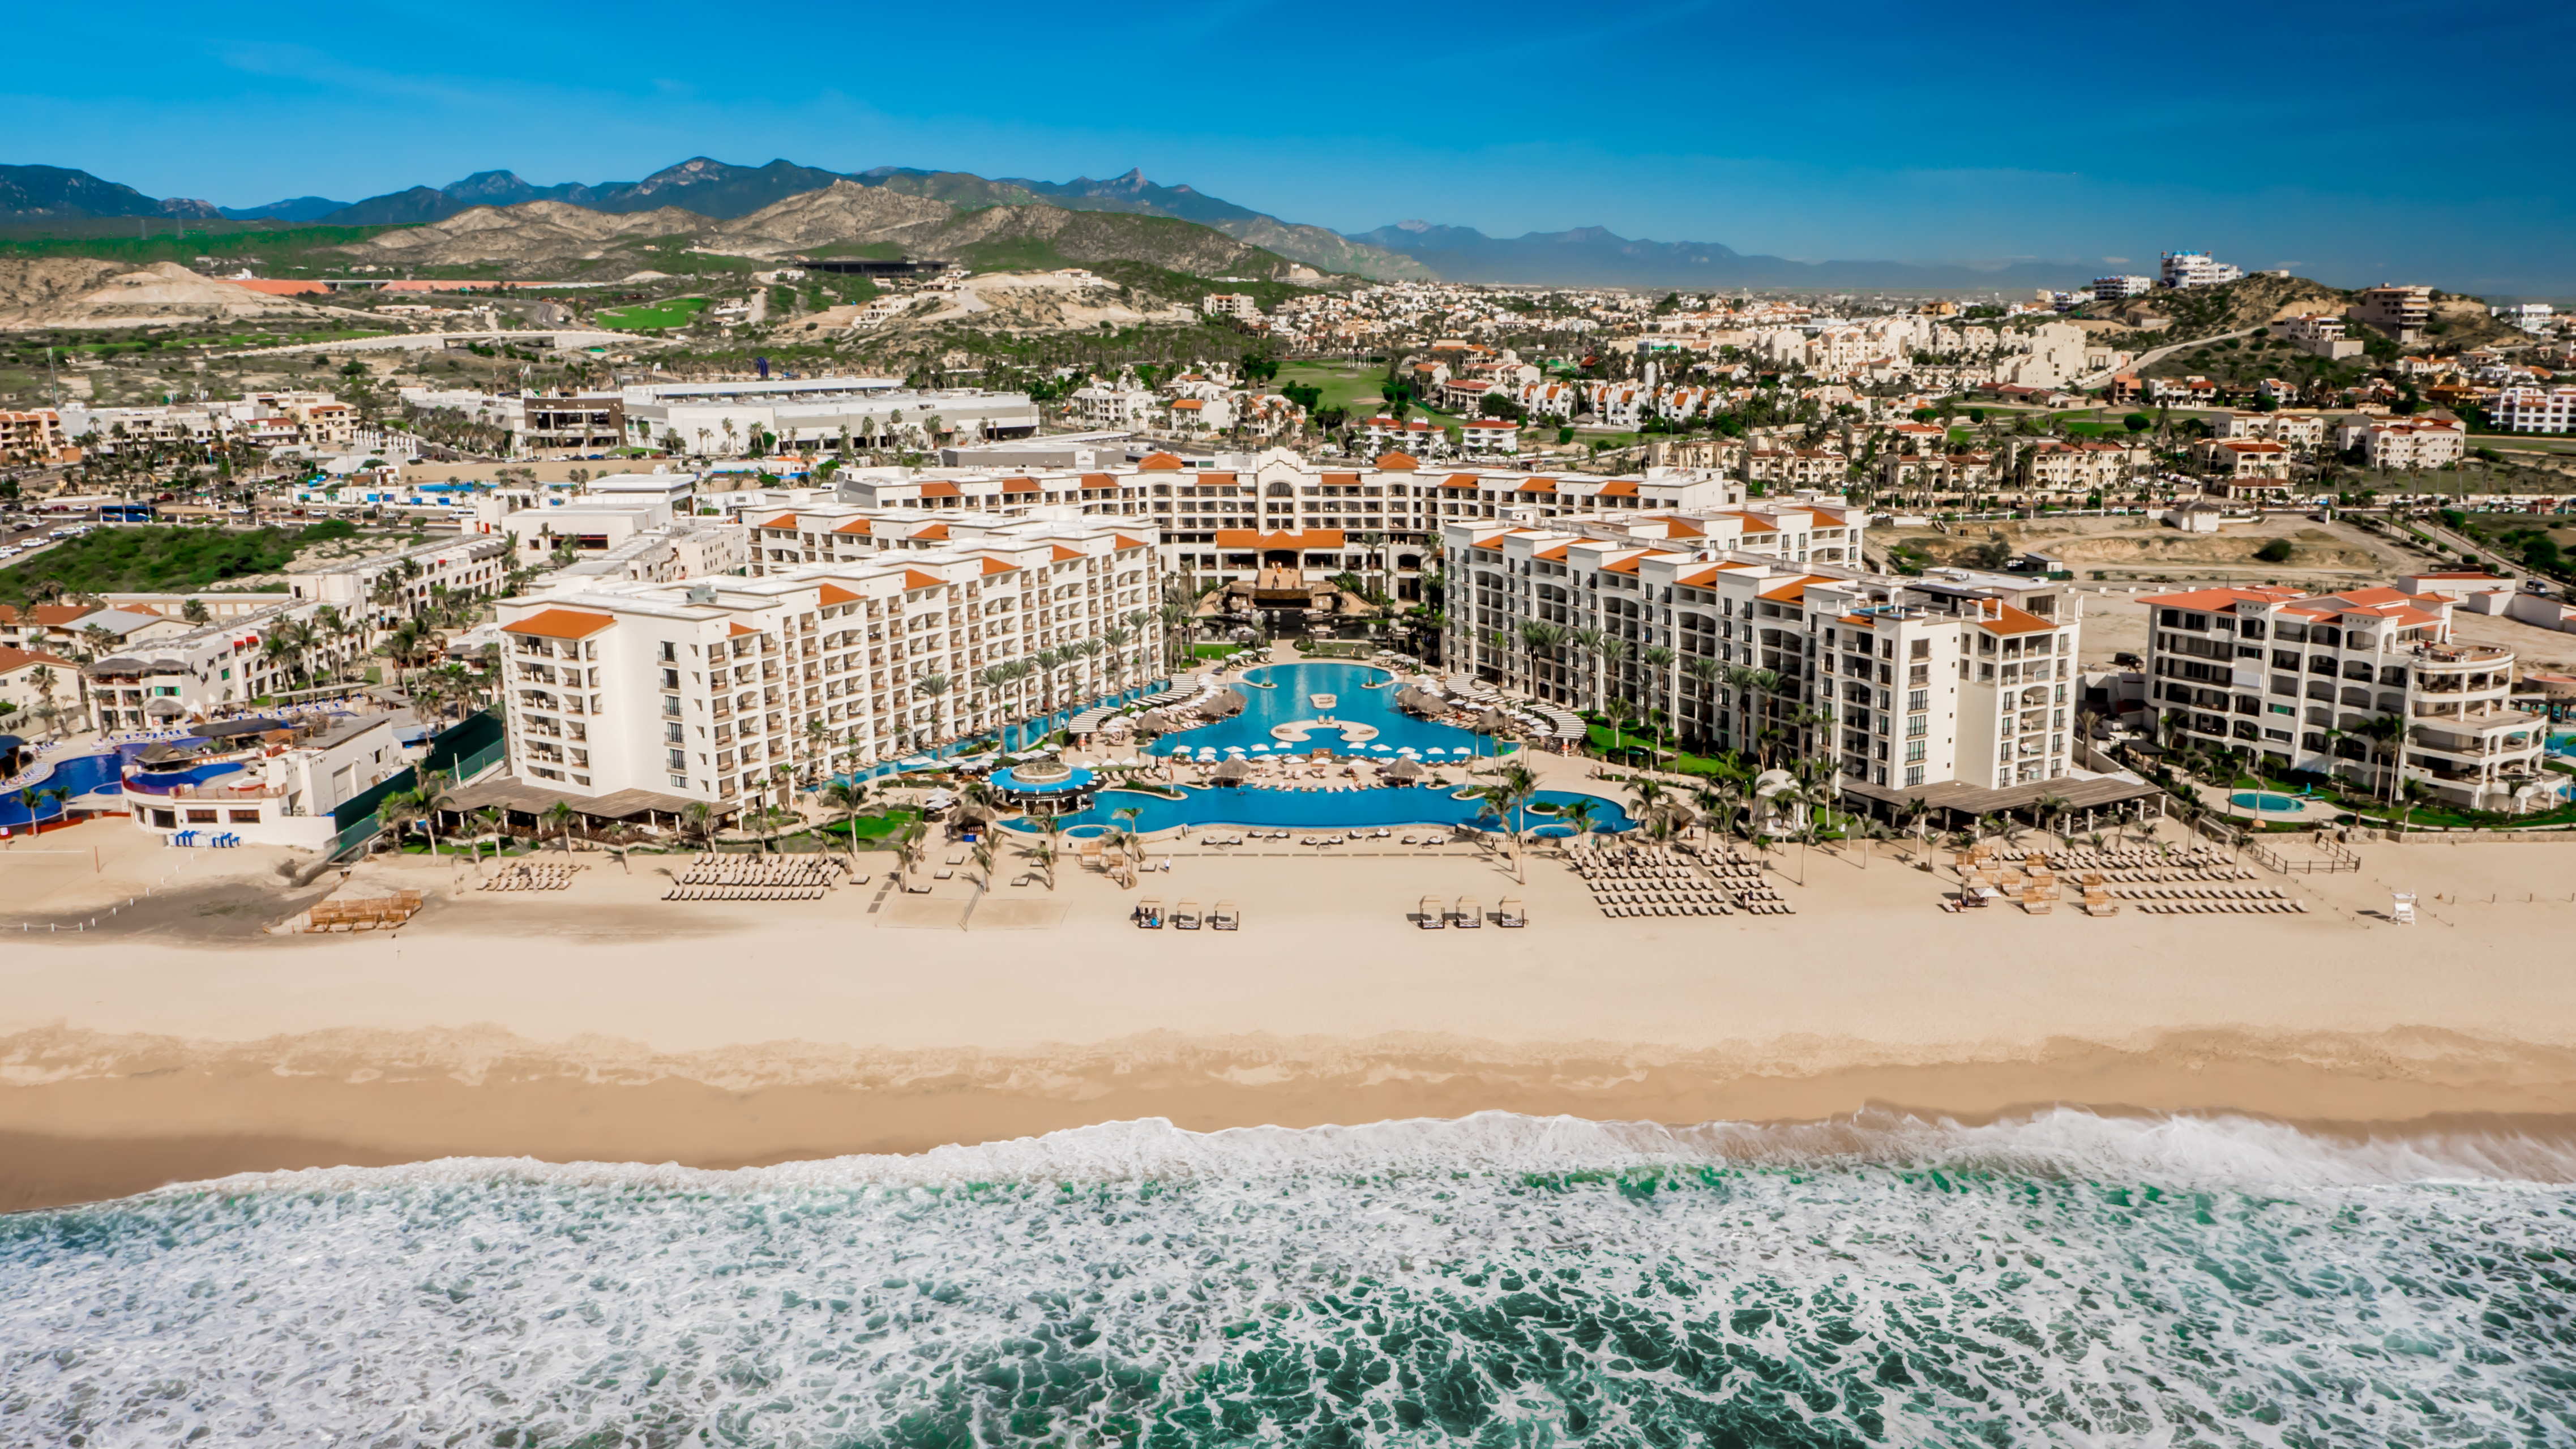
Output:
[
  {"xmin": 1454, "ymin": 895, "xmax": 1481, "ymax": 928},
  {"xmin": 1496, "ymin": 896, "xmax": 1526, "ymax": 928}
]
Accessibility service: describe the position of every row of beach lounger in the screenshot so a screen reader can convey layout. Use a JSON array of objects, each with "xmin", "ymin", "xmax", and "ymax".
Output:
[
  {"xmin": 2137, "ymin": 899, "xmax": 2308, "ymax": 914},
  {"xmin": 481, "ymin": 863, "xmax": 582, "ymax": 891},
  {"xmin": 1598, "ymin": 892, "xmax": 1733, "ymax": 917},
  {"xmin": 664, "ymin": 884, "xmax": 834, "ymax": 901},
  {"xmin": 677, "ymin": 856, "xmax": 841, "ymax": 887},
  {"xmin": 2109, "ymin": 886, "xmax": 2291, "ymax": 901}
]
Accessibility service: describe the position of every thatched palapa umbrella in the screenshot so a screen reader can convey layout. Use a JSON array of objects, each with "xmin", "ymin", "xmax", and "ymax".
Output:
[
  {"xmin": 1201, "ymin": 687, "xmax": 1247, "ymax": 719},
  {"xmin": 1384, "ymin": 756, "xmax": 1426, "ymax": 784},
  {"xmin": 1213, "ymin": 758, "xmax": 1253, "ymax": 785}
]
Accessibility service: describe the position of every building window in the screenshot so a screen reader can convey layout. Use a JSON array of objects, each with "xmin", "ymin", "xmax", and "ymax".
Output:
[{"xmin": 1903, "ymin": 764, "xmax": 1925, "ymax": 787}]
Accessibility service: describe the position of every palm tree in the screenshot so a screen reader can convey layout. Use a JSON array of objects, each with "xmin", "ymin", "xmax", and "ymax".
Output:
[
  {"xmin": 681, "ymin": 800, "xmax": 716, "ymax": 851},
  {"xmin": 970, "ymin": 837, "xmax": 998, "ymax": 893},
  {"xmin": 820, "ymin": 779, "xmax": 872, "ymax": 867},
  {"xmin": 1099, "ymin": 626, "xmax": 1133, "ymax": 695},
  {"xmin": 1694, "ymin": 777, "xmax": 1744, "ymax": 842},
  {"xmin": 1475, "ymin": 760, "xmax": 1540, "ymax": 883},
  {"xmin": 2029, "ymin": 792, "xmax": 2070, "ymax": 845},
  {"xmin": 1025, "ymin": 837, "xmax": 1059, "ymax": 891},
  {"xmin": 467, "ymin": 806, "xmax": 506, "ymax": 864},
  {"xmin": 1895, "ymin": 797, "xmax": 1933, "ymax": 865},
  {"xmin": 915, "ymin": 673, "xmax": 952, "ymax": 748},
  {"xmin": 1638, "ymin": 644, "xmax": 1676, "ymax": 733},
  {"xmin": 1681, "ymin": 656, "xmax": 1721, "ymax": 745},
  {"xmin": 542, "ymin": 799, "xmax": 577, "ymax": 853},
  {"xmin": 25, "ymin": 665, "xmax": 58, "ymax": 740},
  {"xmin": 408, "ymin": 768, "xmax": 457, "ymax": 857},
  {"xmin": 1561, "ymin": 797, "xmax": 1599, "ymax": 843}
]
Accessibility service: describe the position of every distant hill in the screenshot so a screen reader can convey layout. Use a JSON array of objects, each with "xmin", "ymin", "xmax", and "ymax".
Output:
[
  {"xmin": 1342, "ymin": 221, "xmax": 2095, "ymax": 291},
  {"xmin": 216, "ymin": 196, "xmax": 354, "ymax": 223},
  {"xmin": 339, "ymin": 179, "xmax": 1303, "ymax": 280},
  {"xmin": 0, "ymin": 164, "xmax": 218, "ymax": 221},
  {"xmin": 320, "ymin": 159, "xmax": 879, "ymax": 225}
]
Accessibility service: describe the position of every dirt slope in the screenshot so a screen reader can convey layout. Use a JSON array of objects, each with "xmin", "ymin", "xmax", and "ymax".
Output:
[
  {"xmin": 350, "ymin": 202, "xmax": 712, "ymax": 266},
  {"xmin": 703, "ymin": 182, "xmax": 952, "ymax": 257},
  {"xmin": 0, "ymin": 260, "xmax": 336, "ymax": 328}
]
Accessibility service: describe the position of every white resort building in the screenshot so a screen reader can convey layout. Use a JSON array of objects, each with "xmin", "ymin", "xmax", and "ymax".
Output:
[
  {"xmin": 2141, "ymin": 584, "xmax": 2552, "ymax": 812},
  {"xmin": 493, "ymin": 518, "xmax": 1163, "ymax": 814}
]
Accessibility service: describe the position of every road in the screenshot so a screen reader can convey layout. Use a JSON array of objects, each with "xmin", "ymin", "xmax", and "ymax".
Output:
[{"xmin": 2072, "ymin": 324, "xmax": 2266, "ymax": 391}]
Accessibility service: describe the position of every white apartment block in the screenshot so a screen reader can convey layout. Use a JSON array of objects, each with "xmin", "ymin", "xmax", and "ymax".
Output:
[
  {"xmin": 2337, "ymin": 416, "xmax": 2465, "ymax": 470},
  {"xmin": 2143, "ymin": 584, "xmax": 2548, "ymax": 811},
  {"xmin": 1201, "ymin": 293, "xmax": 1263, "ymax": 320},
  {"xmin": 284, "ymin": 535, "xmax": 511, "ymax": 627},
  {"xmin": 494, "ymin": 519, "xmax": 1162, "ymax": 811},
  {"xmin": 1069, "ymin": 383, "xmax": 1157, "ymax": 429},
  {"xmin": 2493, "ymin": 302, "xmax": 2554, "ymax": 334},
  {"xmin": 2350, "ymin": 285, "xmax": 2434, "ymax": 343},
  {"xmin": 2019, "ymin": 439, "xmax": 2148, "ymax": 493},
  {"xmin": 2492, "ymin": 385, "xmax": 2576, "ymax": 434},
  {"xmin": 1440, "ymin": 517, "xmax": 2077, "ymax": 796},
  {"xmin": 769, "ymin": 450, "xmax": 1749, "ymax": 603},
  {"xmin": 2210, "ymin": 411, "xmax": 2327, "ymax": 447},
  {"xmin": 2093, "ymin": 275, "xmax": 2155, "ymax": 301},
  {"xmin": 612, "ymin": 378, "xmax": 1035, "ymax": 454},
  {"xmin": 2269, "ymin": 314, "xmax": 2365, "ymax": 360},
  {"xmin": 2160, "ymin": 251, "xmax": 2243, "ymax": 288}
]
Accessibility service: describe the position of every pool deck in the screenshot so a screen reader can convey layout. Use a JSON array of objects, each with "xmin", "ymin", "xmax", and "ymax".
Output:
[{"xmin": 2214, "ymin": 792, "xmax": 2339, "ymax": 826}]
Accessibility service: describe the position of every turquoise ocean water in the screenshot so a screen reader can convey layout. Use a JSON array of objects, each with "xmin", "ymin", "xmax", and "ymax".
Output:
[{"xmin": 4, "ymin": 1110, "xmax": 2573, "ymax": 1447}]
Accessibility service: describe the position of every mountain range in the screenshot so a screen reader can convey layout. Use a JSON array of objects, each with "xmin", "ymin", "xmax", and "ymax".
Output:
[{"xmin": 1, "ymin": 157, "xmax": 2099, "ymax": 289}]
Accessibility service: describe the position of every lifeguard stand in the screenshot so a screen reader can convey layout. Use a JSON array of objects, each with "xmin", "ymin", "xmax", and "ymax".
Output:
[{"xmin": 2391, "ymin": 892, "xmax": 2416, "ymax": 925}]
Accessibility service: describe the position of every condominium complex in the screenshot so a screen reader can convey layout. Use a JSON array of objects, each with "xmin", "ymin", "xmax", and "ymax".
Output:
[
  {"xmin": 2160, "ymin": 251, "xmax": 2243, "ymax": 288},
  {"xmin": 2350, "ymin": 285, "xmax": 2434, "ymax": 343},
  {"xmin": 2492, "ymin": 385, "xmax": 2576, "ymax": 434},
  {"xmin": 803, "ymin": 449, "xmax": 1756, "ymax": 602},
  {"xmin": 2336, "ymin": 415, "xmax": 2466, "ymax": 470},
  {"xmin": 2141, "ymin": 584, "xmax": 2548, "ymax": 811},
  {"xmin": 1439, "ymin": 513, "xmax": 2085, "ymax": 797},
  {"xmin": 493, "ymin": 518, "xmax": 1163, "ymax": 811}
]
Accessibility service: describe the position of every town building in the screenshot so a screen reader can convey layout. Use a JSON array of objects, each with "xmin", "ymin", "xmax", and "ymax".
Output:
[
  {"xmin": 2093, "ymin": 275, "xmax": 2155, "ymax": 301},
  {"xmin": 2269, "ymin": 314, "xmax": 2365, "ymax": 360},
  {"xmin": 2160, "ymin": 251, "xmax": 2243, "ymax": 288},
  {"xmin": 2350, "ymin": 285, "xmax": 2434, "ymax": 344},
  {"xmin": 0, "ymin": 646, "xmax": 79, "ymax": 724},
  {"xmin": 2141, "ymin": 584, "xmax": 2549, "ymax": 811},
  {"xmin": 1201, "ymin": 294, "xmax": 1262, "ymax": 320},
  {"xmin": 0, "ymin": 409, "xmax": 67, "ymax": 464},
  {"xmin": 492, "ymin": 518, "xmax": 1162, "ymax": 814},
  {"xmin": 2337, "ymin": 416, "xmax": 2466, "ymax": 470},
  {"xmin": 2492, "ymin": 385, "xmax": 2576, "ymax": 435},
  {"xmin": 1439, "ymin": 518, "xmax": 2082, "ymax": 799}
]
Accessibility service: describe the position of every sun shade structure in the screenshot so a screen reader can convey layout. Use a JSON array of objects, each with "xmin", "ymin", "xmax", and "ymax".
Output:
[
  {"xmin": 1213, "ymin": 758, "xmax": 1253, "ymax": 784},
  {"xmin": 1200, "ymin": 687, "xmax": 1248, "ymax": 719}
]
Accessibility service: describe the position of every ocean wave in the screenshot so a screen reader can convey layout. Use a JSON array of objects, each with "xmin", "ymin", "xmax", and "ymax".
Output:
[
  {"xmin": 146, "ymin": 1106, "xmax": 2576, "ymax": 1203},
  {"xmin": 6, "ymin": 1109, "xmax": 2573, "ymax": 1447}
]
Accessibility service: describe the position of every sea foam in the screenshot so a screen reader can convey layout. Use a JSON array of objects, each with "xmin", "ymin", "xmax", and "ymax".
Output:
[{"xmin": 5, "ymin": 1110, "xmax": 2573, "ymax": 1447}]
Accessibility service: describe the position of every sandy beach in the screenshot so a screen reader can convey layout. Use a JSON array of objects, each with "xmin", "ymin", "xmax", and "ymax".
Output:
[{"xmin": 8, "ymin": 800, "xmax": 2576, "ymax": 1211}]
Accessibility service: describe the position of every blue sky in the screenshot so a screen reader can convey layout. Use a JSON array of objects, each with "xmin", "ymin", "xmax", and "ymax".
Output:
[{"xmin": 9, "ymin": 0, "xmax": 2573, "ymax": 293}]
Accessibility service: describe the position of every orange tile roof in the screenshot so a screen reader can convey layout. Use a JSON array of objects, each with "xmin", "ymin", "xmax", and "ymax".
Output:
[
  {"xmin": 1976, "ymin": 603, "xmax": 2058, "ymax": 636},
  {"xmin": 903, "ymin": 569, "xmax": 944, "ymax": 590},
  {"xmin": 1322, "ymin": 472, "xmax": 1361, "ymax": 486},
  {"xmin": 1604, "ymin": 557, "xmax": 1643, "ymax": 575},
  {"xmin": 1112, "ymin": 535, "xmax": 1149, "ymax": 550},
  {"xmin": 915, "ymin": 480, "xmax": 961, "ymax": 498},
  {"xmin": 2138, "ymin": 586, "xmax": 2298, "ymax": 610},
  {"xmin": 503, "ymin": 608, "xmax": 616, "ymax": 640},
  {"xmin": 1215, "ymin": 529, "xmax": 1346, "ymax": 549},
  {"xmin": 1516, "ymin": 478, "xmax": 1556, "ymax": 493},
  {"xmin": 817, "ymin": 584, "xmax": 861, "ymax": 605},
  {"xmin": 1534, "ymin": 543, "xmax": 1570, "ymax": 561},
  {"xmin": 1376, "ymin": 452, "xmax": 1420, "ymax": 470},
  {"xmin": 1051, "ymin": 545, "xmax": 1085, "ymax": 562},
  {"xmin": 1080, "ymin": 472, "xmax": 1117, "ymax": 490},
  {"xmin": 1595, "ymin": 480, "xmax": 1638, "ymax": 497},
  {"xmin": 762, "ymin": 513, "xmax": 798, "ymax": 529},
  {"xmin": 981, "ymin": 557, "xmax": 1020, "ymax": 576},
  {"xmin": 0, "ymin": 646, "xmax": 75, "ymax": 673},
  {"xmin": 1137, "ymin": 452, "xmax": 1187, "ymax": 471},
  {"xmin": 914, "ymin": 523, "xmax": 950, "ymax": 540}
]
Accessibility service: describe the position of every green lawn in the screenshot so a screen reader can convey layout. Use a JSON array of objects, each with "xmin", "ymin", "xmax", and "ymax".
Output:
[
  {"xmin": 596, "ymin": 297, "xmax": 712, "ymax": 331},
  {"xmin": 1276, "ymin": 362, "xmax": 1397, "ymax": 415}
]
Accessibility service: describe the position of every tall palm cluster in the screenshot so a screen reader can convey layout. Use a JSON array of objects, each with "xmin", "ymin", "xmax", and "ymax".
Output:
[{"xmin": 1505, "ymin": 621, "xmax": 1817, "ymax": 767}]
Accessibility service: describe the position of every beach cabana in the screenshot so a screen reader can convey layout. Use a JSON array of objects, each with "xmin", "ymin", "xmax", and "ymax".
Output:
[
  {"xmin": 1134, "ymin": 897, "xmax": 1163, "ymax": 928},
  {"xmin": 1173, "ymin": 899, "xmax": 1203, "ymax": 930},
  {"xmin": 1496, "ymin": 896, "xmax": 1526, "ymax": 927},
  {"xmin": 1384, "ymin": 757, "xmax": 1426, "ymax": 785},
  {"xmin": 1454, "ymin": 895, "xmax": 1481, "ymax": 928},
  {"xmin": 1211, "ymin": 901, "xmax": 1239, "ymax": 931},
  {"xmin": 1417, "ymin": 894, "xmax": 1445, "ymax": 929}
]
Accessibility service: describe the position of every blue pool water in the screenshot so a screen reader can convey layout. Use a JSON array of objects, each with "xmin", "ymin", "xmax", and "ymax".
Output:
[
  {"xmin": 0, "ymin": 752, "xmax": 123, "ymax": 828},
  {"xmin": 1149, "ymin": 662, "xmax": 1498, "ymax": 760},
  {"xmin": 2228, "ymin": 790, "xmax": 2303, "ymax": 813},
  {"xmin": 1003, "ymin": 784, "xmax": 1632, "ymax": 836}
]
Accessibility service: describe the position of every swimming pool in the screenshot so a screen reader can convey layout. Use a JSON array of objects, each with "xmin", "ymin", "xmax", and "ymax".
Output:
[
  {"xmin": 999, "ymin": 784, "xmax": 1633, "ymax": 837},
  {"xmin": 1, "ymin": 752, "xmax": 125, "ymax": 828},
  {"xmin": 2228, "ymin": 791, "xmax": 2304, "ymax": 813},
  {"xmin": 1148, "ymin": 662, "xmax": 1499, "ymax": 762}
]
